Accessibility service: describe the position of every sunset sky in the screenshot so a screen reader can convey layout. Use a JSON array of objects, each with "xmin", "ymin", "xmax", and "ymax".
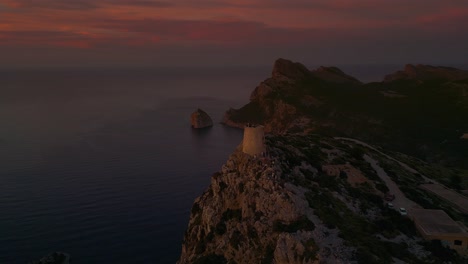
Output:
[{"xmin": 1, "ymin": 0, "xmax": 467, "ymax": 68}]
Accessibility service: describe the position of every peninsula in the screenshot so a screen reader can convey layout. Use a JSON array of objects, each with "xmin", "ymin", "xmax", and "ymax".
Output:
[{"xmin": 178, "ymin": 59, "xmax": 468, "ymax": 263}]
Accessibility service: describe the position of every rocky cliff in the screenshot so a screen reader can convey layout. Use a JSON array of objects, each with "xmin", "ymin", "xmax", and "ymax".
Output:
[
  {"xmin": 222, "ymin": 59, "xmax": 362, "ymax": 134},
  {"xmin": 178, "ymin": 141, "xmax": 329, "ymax": 264},
  {"xmin": 179, "ymin": 134, "xmax": 464, "ymax": 263}
]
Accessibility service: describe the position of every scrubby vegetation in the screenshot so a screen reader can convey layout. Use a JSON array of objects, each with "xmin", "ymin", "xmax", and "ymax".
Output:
[{"xmin": 265, "ymin": 134, "xmax": 467, "ymax": 263}]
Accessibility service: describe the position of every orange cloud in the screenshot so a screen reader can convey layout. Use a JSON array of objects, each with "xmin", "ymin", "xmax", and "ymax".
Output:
[
  {"xmin": 54, "ymin": 40, "xmax": 92, "ymax": 49},
  {"xmin": 1, "ymin": 0, "xmax": 468, "ymax": 50}
]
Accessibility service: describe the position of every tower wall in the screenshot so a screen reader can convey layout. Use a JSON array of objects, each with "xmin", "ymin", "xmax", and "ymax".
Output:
[{"xmin": 242, "ymin": 126, "xmax": 266, "ymax": 156}]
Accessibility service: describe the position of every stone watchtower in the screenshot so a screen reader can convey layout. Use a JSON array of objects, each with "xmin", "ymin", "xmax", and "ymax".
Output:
[{"xmin": 242, "ymin": 124, "xmax": 266, "ymax": 156}]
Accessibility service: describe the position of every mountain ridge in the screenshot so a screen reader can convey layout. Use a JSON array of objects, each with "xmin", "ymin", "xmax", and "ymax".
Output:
[{"xmin": 222, "ymin": 58, "xmax": 468, "ymax": 168}]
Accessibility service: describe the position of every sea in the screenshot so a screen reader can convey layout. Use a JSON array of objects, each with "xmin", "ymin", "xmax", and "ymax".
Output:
[{"xmin": 0, "ymin": 64, "xmax": 465, "ymax": 263}]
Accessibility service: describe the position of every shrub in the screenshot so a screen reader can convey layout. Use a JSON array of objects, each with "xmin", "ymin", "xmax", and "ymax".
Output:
[
  {"xmin": 194, "ymin": 254, "xmax": 228, "ymax": 264},
  {"xmin": 421, "ymin": 240, "xmax": 462, "ymax": 263},
  {"xmin": 219, "ymin": 181, "xmax": 228, "ymax": 191},
  {"xmin": 215, "ymin": 221, "xmax": 227, "ymax": 235},
  {"xmin": 229, "ymin": 230, "xmax": 243, "ymax": 249},
  {"xmin": 273, "ymin": 216, "xmax": 315, "ymax": 233},
  {"xmin": 191, "ymin": 203, "xmax": 201, "ymax": 215},
  {"xmin": 238, "ymin": 182, "xmax": 244, "ymax": 193},
  {"xmin": 222, "ymin": 209, "xmax": 242, "ymax": 221},
  {"xmin": 261, "ymin": 244, "xmax": 275, "ymax": 264}
]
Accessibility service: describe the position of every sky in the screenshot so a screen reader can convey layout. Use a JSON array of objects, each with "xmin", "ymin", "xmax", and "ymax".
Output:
[{"xmin": 1, "ymin": 0, "xmax": 468, "ymax": 68}]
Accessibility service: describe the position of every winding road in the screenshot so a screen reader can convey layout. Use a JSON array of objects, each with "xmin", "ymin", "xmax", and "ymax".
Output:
[{"xmin": 335, "ymin": 137, "xmax": 423, "ymax": 215}]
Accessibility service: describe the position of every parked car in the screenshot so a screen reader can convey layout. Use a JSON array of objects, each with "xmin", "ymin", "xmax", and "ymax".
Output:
[
  {"xmin": 387, "ymin": 202, "xmax": 394, "ymax": 208},
  {"xmin": 399, "ymin": 207, "xmax": 407, "ymax": 216}
]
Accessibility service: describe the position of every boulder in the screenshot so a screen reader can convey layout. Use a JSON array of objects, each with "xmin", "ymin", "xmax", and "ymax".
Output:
[
  {"xmin": 28, "ymin": 252, "xmax": 70, "ymax": 264},
  {"xmin": 190, "ymin": 108, "xmax": 213, "ymax": 129}
]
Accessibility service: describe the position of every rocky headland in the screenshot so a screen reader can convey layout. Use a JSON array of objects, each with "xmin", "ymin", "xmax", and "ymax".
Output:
[
  {"xmin": 179, "ymin": 134, "xmax": 466, "ymax": 263},
  {"xmin": 222, "ymin": 59, "xmax": 468, "ymax": 167},
  {"xmin": 179, "ymin": 59, "xmax": 468, "ymax": 263}
]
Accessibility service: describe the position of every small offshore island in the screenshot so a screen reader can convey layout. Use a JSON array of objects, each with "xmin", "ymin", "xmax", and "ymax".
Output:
[{"xmin": 178, "ymin": 59, "xmax": 468, "ymax": 263}]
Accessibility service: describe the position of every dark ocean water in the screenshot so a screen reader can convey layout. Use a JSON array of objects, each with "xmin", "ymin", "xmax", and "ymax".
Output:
[
  {"xmin": 1, "ymin": 64, "xmax": 466, "ymax": 263},
  {"xmin": 0, "ymin": 68, "xmax": 263, "ymax": 264}
]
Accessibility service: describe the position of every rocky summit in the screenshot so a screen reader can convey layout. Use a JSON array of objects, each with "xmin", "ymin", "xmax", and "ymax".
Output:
[
  {"xmin": 191, "ymin": 108, "xmax": 214, "ymax": 129},
  {"xmin": 384, "ymin": 64, "xmax": 468, "ymax": 82}
]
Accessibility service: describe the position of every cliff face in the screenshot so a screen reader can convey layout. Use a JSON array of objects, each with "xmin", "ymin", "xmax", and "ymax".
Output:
[
  {"xmin": 222, "ymin": 59, "xmax": 362, "ymax": 134},
  {"xmin": 178, "ymin": 134, "xmax": 464, "ymax": 263},
  {"xmin": 178, "ymin": 138, "xmax": 353, "ymax": 264}
]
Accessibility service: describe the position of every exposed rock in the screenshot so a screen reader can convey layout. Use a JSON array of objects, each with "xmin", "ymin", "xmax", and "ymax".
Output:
[
  {"xmin": 222, "ymin": 59, "xmax": 363, "ymax": 134},
  {"xmin": 311, "ymin": 66, "xmax": 362, "ymax": 84},
  {"xmin": 321, "ymin": 164, "xmax": 368, "ymax": 187},
  {"xmin": 384, "ymin": 64, "xmax": 468, "ymax": 82},
  {"xmin": 28, "ymin": 252, "xmax": 70, "ymax": 264},
  {"xmin": 178, "ymin": 140, "xmax": 350, "ymax": 264},
  {"xmin": 191, "ymin": 108, "xmax": 213, "ymax": 129},
  {"xmin": 271, "ymin": 58, "xmax": 311, "ymax": 82}
]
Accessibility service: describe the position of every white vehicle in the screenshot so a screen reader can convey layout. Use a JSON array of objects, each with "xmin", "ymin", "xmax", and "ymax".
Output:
[
  {"xmin": 387, "ymin": 202, "xmax": 394, "ymax": 208},
  {"xmin": 399, "ymin": 207, "xmax": 407, "ymax": 216}
]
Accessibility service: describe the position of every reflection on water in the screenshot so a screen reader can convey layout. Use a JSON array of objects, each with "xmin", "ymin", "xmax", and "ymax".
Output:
[{"xmin": 191, "ymin": 125, "xmax": 213, "ymax": 137}]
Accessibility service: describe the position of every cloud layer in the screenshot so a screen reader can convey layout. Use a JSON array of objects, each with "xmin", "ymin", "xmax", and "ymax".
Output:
[{"xmin": 1, "ymin": 0, "xmax": 467, "ymax": 67}]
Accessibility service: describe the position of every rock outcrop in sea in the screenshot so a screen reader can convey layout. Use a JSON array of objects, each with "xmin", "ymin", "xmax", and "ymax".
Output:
[
  {"xmin": 28, "ymin": 252, "xmax": 70, "ymax": 264},
  {"xmin": 191, "ymin": 108, "xmax": 213, "ymax": 129}
]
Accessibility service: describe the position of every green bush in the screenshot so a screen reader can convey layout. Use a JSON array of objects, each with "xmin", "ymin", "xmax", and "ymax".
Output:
[
  {"xmin": 421, "ymin": 240, "xmax": 463, "ymax": 263},
  {"xmin": 261, "ymin": 244, "xmax": 275, "ymax": 264},
  {"xmin": 191, "ymin": 203, "xmax": 201, "ymax": 215},
  {"xmin": 194, "ymin": 254, "xmax": 228, "ymax": 264},
  {"xmin": 305, "ymin": 190, "xmax": 417, "ymax": 263},
  {"xmin": 229, "ymin": 230, "xmax": 243, "ymax": 249},
  {"xmin": 222, "ymin": 209, "xmax": 242, "ymax": 221},
  {"xmin": 215, "ymin": 221, "xmax": 227, "ymax": 235},
  {"xmin": 273, "ymin": 216, "xmax": 315, "ymax": 233}
]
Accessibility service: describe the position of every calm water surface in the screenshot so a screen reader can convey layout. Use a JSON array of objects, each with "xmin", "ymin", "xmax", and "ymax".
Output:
[{"xmin": 0, "ymin": 68, "xmax": 265, "ymax": 263}]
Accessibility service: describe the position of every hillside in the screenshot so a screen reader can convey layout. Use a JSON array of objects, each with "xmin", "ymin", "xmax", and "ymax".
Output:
[
  {"xmin": 178, "ymin": 134, "xmax": 467, "ymax": 263},
  {"xmin": 223, "ymin": 59, "xmax": 468, "ymax": 169}
]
